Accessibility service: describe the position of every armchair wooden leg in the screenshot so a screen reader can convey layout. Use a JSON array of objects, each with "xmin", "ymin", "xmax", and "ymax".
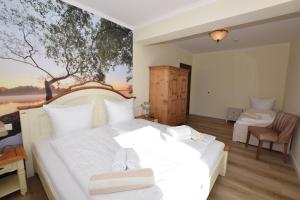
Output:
[
  {"xmin": 270, "ymin": 142, "xmax": 273, "ymax": 151},
  {"xmin": 283, "ymin": 143, "xmax": 288, "ymax": 163},
  {"xmin": 256, "ymin": 140, "xmax": 263, "ymax": 160},
  {"xmin": 246, "ymin": 131, "xmax": 251, "ymax": 148}
]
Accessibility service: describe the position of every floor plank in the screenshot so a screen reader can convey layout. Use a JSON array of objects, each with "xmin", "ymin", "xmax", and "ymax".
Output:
[
  {"xmin": 2, "ymin": 115, "xmax": 300, "ymax": 200},
  {"xmin": 186, "ymin": 115, "xmax": 300, "ymax": 200}
]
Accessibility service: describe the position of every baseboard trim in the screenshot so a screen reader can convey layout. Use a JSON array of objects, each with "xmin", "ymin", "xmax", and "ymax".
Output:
[
  {"xmin": 189, "ymin": 112, "xmax": 226, "ymax": 120},
  {"xmin": 291, "ymin": 154, "xmax": 300, "ymax": 182}
]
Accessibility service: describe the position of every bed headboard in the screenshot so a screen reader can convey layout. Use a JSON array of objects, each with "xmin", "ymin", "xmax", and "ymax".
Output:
[{"xmin": 19, "ymin": 81, "xmax": 134, "ymax": 177}]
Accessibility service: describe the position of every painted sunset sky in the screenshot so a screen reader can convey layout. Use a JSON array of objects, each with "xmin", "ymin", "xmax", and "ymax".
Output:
[
  {"xmin": 0, "ymin": 0, "xmax": 132, "ymax": 116},
  {"xmin": 0, "ymin": 58, "xmax": 130, "ymax": 90}
]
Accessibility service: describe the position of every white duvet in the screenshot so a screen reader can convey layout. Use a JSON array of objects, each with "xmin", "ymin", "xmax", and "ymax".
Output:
[
  {"xmin": 51, "ymin": 125, "xmax": 213, "ymax": 200},
  {"xmin": 236, "ymin": 108, "xmax": 276, "ymax": 126},
  {"xmin": 109, "ymin": 119, "xmax": 168, "ymax": 134},
  {"xmin": 51, "ymin": 127, "xmax": 162, "ymax": 200}
]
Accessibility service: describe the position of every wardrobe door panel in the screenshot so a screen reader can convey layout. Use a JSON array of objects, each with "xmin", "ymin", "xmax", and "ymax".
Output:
[
  {"xmin": 149, "ymin": 68, "xmax": 169, "ymax": 124},
  {"xmin": 149, "ymin": 66, "xmax": 188, "ymax": 125},
  {"xmin": 178, "ymin": 71, "xmax": 188, "ymax": 120}
]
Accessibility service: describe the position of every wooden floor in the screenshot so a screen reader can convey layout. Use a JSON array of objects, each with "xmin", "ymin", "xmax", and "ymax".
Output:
[
  {"xmin": 1, "ymin": 176, "xmax": 47, "ymax": 200},
  {"xmin": 2, "ymin": 115, "xmax": 300, "ymax": 200},
  {"xmin": 186, "ymin": 115, "xmax": 300, "ymax": 200}
]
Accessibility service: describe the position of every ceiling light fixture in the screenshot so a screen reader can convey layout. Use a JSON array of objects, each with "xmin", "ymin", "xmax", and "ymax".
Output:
[{"xmin": 209, "ymin": 29, "xmax": 229, "ymax": 42}]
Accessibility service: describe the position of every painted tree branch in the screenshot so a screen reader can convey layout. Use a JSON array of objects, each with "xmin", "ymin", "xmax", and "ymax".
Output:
[
  {"xmin": 0, "ymin": 0, "xmax": 133, "ymax": 100},
  {"xmin": 0, "ymin": 56, "xmax": 36, "ymax": 68},
  {"xmin": 19, "ymin": 29, "xmax": 56, "ymax": 79},
  {"xmin": 21, "ymin": 29, "xmax": 35, "ymax": 59}
]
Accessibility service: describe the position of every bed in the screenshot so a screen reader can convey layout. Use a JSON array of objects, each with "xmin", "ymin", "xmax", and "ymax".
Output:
[
  {"xmin": 19, "ymin": 81, "xmax": 229, "ymax": 200},
  {"xmin": 232, "ymin": 108, "xmax": 289, "ymax": 152}
]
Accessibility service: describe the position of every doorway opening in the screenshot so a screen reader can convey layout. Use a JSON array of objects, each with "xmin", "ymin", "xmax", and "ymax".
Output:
[{"xmin": 180, "ymin": 63, "xmax": 192, "ymax": 115}]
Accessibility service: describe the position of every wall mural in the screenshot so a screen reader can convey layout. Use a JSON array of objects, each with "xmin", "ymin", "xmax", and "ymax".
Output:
[{"xmin": 0, "ymin": 0, "xmax": 133, "ymax": 142}]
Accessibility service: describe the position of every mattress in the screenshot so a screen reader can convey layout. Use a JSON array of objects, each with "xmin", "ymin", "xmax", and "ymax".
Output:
[{"xmin": 32, "ymin": 120, "xmax": 224, "ymax": 200}]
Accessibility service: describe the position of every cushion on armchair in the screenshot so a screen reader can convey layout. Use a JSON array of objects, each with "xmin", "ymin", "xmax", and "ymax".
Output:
[{"xmin": 248, "ymin": 126, "xmax": 278, "ymax": 142}]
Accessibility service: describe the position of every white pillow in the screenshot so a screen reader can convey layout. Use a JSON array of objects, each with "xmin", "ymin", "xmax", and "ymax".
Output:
[
  {"xmin": 250, "ymin": 97, "xmax": 275, "ymax": 110},
  {"xmin": 104, "ymin": 99, "xmax": 134, "ymax": 125},
  {"xmin": 43, "ymin": 104, "xmax": 93, "ymax": 139}
]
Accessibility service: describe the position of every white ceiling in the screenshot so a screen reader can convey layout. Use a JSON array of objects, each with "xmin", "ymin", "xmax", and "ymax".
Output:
[
  {"xmin": 63, "ymin": 0, "xmax": 216, "ymax": 29},
  {"xmin": 172, "ymin": 15, "xmax": 300, "ymax": 53}
]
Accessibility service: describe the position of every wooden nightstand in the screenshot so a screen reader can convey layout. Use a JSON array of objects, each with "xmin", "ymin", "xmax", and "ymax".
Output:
[
  {"xmin": 0, "ymin": 145, "xmax": 27, "ymax": 197},
  {"xmin": 135, "ymin": 115, "xmax": 158, "ymax": 123}
]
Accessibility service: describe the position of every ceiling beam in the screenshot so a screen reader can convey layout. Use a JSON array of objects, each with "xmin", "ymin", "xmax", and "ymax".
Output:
[{"xmin": 133, "ymin": 0, "xmax": 300, "ymax": 45}]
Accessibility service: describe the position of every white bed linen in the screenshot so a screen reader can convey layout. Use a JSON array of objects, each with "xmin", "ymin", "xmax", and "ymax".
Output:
[
  {"xmin": 110, "ymin": 119, "xmax": 168, "ymax": 134},
  {"xmin": 33, "ymin": 139, "xmax": 88, "ymax": 200},
  {"xmin": 111, "ymin": 119, "xmax": 224, "ymax": 174},
  {"xmin": 235, "ymin": 109, "xmax": 275, "ymax": 126},
  {"xmin": 111, "ymin": 119, "xmax": 225, "ymax": 175},
  {"xmin": 232, "ymin": 109, "xmax": 287, "ymax": 152},
  {"xmin": 51, "ymin": 127, "xmax": 162, "ymax": 200},
  {"xmin": 111, "ymin": 119, "xmax": 216, "ymax": 158},
  {"xmin": 33, "ymin": 120, "xmax": 225, "ymax": 200},
  {"xmin": 33, "ymin": 139, "xmax": 224, "ymax": 200}
]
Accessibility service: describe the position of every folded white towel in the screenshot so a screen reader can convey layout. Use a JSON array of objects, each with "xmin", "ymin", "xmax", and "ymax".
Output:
[
  {"xmin": 89, "ymin": 168, "xmax": 155, "ymax": 195},
  {"xmin": 111, "ymin": 148, "xmax": 127, "ymax": 172},
  {"xmin": 112, "ymin": 148, "xmax": 141, "ymax": 172},
  {"xmin": 126, "ymin": 148, "xmax": 140, "ymax": 170},
  {"xmin": 166, "ymin": 125, "xmax": 192, "ymax": 140}
]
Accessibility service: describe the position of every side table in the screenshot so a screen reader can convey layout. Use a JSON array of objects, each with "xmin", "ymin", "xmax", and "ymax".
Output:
[{"xmin": 0, "ymin": 144, "xmax": 27, "ymax": 197}]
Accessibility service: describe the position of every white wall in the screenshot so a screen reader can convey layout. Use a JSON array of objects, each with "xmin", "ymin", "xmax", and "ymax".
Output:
[
  {"xmin": 132, "ymin": 34, "xmax": 300, "ymax": 178},
  {"xmin": 132, "ymin": 43, "xmax": 192, "ymax": 114},
  {"xmin": 283, "ymin": 35, "xmax": 300, "ymax": 178},
  {"xmin": 190, "ymin": 43, "xmax": 290, "ymax": 119}
]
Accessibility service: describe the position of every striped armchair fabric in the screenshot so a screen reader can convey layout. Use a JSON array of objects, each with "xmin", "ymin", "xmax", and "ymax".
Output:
[{"xmin": 246, "ymin": 112, "xmax": 298, "ymax": 163}]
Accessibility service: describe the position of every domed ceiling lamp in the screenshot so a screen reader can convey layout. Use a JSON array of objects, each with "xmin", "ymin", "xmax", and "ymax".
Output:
[{"xmin": 209, "ymin": 29, "xmax": 229, "ymax": 42}]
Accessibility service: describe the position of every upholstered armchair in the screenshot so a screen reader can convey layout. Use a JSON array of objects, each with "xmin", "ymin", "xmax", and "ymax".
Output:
[{"xmin": 246, "ymin": 112, "xmax": 298, "ymax": 163}]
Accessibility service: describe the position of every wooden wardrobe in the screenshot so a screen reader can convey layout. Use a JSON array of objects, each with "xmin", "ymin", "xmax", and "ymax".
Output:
[{"xmin": 149, "ymin": 66, "xmax": 188, "ymax": 125}]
